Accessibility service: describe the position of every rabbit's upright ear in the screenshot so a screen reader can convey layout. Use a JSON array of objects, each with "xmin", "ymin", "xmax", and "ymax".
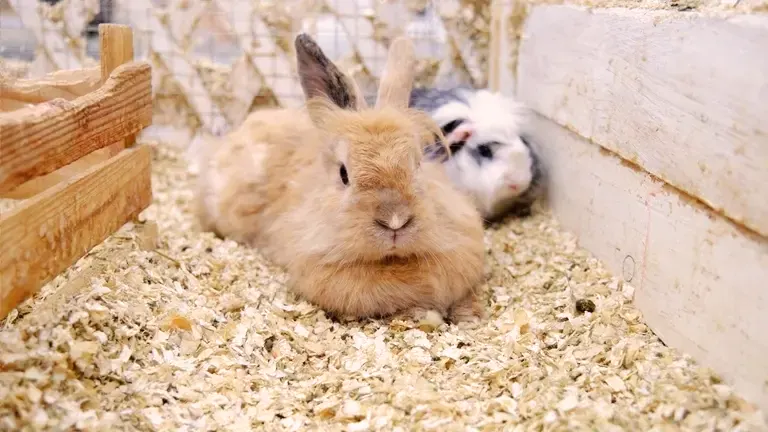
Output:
[
  {"xmin": 375, "ymin": 36, "xmax": 416, "ymax": 110},
  {"xmin": 294, "ymin": 33, "xmax": 368, "ymax": 111}
]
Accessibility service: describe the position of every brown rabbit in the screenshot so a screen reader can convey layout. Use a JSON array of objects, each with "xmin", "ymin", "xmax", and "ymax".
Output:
[{"xmin": 195, "ymin": 34, "xmax": 486, "ymax": 323}]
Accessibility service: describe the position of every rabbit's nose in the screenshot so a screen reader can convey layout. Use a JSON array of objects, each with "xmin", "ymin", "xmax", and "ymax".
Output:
[
  {"xmin": 375, "ymin": 213, "xmax": 414, "ymax": 231},
  {"xmin": 375, "ymin": 189, "xmax": 415, "ymax": 231}
]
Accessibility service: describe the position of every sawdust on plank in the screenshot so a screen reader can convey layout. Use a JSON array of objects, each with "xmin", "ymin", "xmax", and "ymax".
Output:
[
  {"xmin": 506, "ymin": 0, "xmax": 768, "ymax": 12},
  {"xmin": 1, "ymin": 140, "xmax": 765, "ymax": 431},
  {"xmin": 0, "ymin": 199, "xmax": 20, "ymax": 215}
]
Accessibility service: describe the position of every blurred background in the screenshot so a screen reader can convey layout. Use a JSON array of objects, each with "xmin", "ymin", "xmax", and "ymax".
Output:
[{"xmin": 0, "ymin": 0, "xmax": 492, "ymax": 139}]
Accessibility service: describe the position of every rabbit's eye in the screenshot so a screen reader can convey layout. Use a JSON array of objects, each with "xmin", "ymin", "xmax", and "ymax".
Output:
[
  {"xmin": 339, "ymin": 164, "xmax": 349, "ymax": 186},
  {"xmin": 477, "ymin": 144, "xmax": 493, "ymax": 159}
]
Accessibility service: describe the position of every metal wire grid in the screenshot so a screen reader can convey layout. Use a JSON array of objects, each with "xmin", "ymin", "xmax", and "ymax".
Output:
[{"xmin": 0, "ymin": 0, "xmax": 448, "ymax": 131}]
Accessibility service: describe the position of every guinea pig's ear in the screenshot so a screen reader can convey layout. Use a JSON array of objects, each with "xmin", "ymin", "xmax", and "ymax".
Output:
[
  {"xmin": 444, "ymin": 121, "xmax": 475, "ymax": 144},
  {"xmin": 294, "ymin": 33, "xmax": 368, "ymax": 114}
]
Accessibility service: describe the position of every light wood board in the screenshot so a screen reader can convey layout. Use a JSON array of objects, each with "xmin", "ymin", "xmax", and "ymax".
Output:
[
  {"xmin": 0, "ymin": 66, "xmax": 101, "ymax": 112},
  {"xmin": 0, "ymin": 62, "xmax": 152, "ymax": 193},
  {"xmin": 100, "ymin": 23, "xmax": 138, "ymax": 157},
  {"xmin": 517, "ymin": 5, "xmax": 768, "ymax": 237},
  {"xmin": 0, "ymin": 145, "xmax": 153, "ymax": 320},
  {"xmin": 528, "ymin": 113, "xmax": 768, "ymax": 415}
]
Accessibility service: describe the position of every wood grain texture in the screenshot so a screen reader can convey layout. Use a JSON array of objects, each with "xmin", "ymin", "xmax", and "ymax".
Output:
[
  {"xmin": 0, "ymin": 62, "xmax": 152, "ymax": 194},
  {"xmin": 489, "ymin": 0, "xmax": 516, "ymax": 94},
  {"xmin": 528, "ymin": 113, "xmax": 768, "ymax": 416},
  {"xmin": 100, "ymin": 23, "xmax": 138, "ymax": 156},
  {"xmin": 0, "ymin": 149, "xmax": 115, "ymax": 200},
  {"xmin": 0, "ymin": 25, "xmax": 140, "ymax": 200},
  {"xmin": 0, "ymin": 145, "xmax": 152, "ymax": 320},
  {"xmin": 517, "ymin": 5, "xmax": 768, "ymax": 237},
  {"xmin": 0, "ymin": 67, "xmax": 101, "ymax": 112},
  {"xmin": 100, "ymin": 24, "xmax": 135, "ymax": 85}
]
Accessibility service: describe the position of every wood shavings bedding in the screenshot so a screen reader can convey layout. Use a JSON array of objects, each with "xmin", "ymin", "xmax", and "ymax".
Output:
[
  {"xmin": 508, "ymin": 0, "xmax": 767, "ymax": 12},
  {"xmin": 1, "ymin": 141, "xmax": 765, "ymax": 431}
]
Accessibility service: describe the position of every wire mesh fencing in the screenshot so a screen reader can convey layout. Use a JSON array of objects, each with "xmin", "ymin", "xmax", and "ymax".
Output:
[{"xmin": 0, "ymin": 0, "xmax": 491, "ymax": 137}]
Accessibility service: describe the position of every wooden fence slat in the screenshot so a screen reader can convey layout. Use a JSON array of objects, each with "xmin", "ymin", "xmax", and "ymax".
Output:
[
  {"xmin": 0, "ymin": 66, "xmax": 101, "ymax": 111},
  {"xmin": 0, "ymin": 145, "xmax": 153, "ymax": 320},
  {"xmin": 528, "ymin": 113, "xmax": 768, "ymax": 417},
  {"xmin": 100, "ymin": 23, "xmax": 138, "ymax": 156},
  {"xmin": 0, "ymin": 62, "xmax": 152, "ymax": 193},
  {"xmin": 517, "ymin": 5, "xmax": 768, "ymax": 237}
]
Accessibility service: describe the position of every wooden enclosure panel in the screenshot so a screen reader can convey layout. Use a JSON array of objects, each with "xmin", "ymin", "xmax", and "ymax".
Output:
[
  {"xmin": 100, "ymin": 24, "xmax": 135, "ymax": 86},
  {"xmin": 99, "ymin": 23, "xmax": 140, "ymax": 159},
  {"xmin": 0, "ymin": 66, "xmax": 101, "ymax": 112},
  {"xmin": 528, "ymin": 113, "xmax": 768, "ymax": 415},
  {"xmin": 517, "ymin": 5, "xmax": 768, "ymax": 237},
  {"xmin": 0, "ymin": 148, "xmax": 116, "ymax": 200},
  {"xmin": 488, "ymin": 0, "xmax": 517, "ymax": 94},
  {"xmin": 0, "ymin": 62, "xmax": 152, "ymax": 193},
  {"xmin": 0, "ymin": 145, "xmax": 152, "ymax": 320}
]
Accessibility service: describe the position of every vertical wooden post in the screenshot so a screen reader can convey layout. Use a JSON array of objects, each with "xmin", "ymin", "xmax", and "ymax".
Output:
[
  {"xmin": 488, "ymin": 0, "xmax": 503, "ymax": 92},
  {"xmin": 100, "ymin": 24, "xmax": 134, "ymax": 82},
  {"xmin": 100, "ymin": 24, "xmax": 136, "ymax": 155},
  {"xmin": 97, "ymin": 23, "xmax": 145, "ymax": 224}
]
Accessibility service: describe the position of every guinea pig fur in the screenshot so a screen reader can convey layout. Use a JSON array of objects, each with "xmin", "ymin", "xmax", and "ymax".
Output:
[
  {"xmin": 194, "ymin": 35, "xmax": 487, "ymax": 324},
  {"xmin": 408, "ymin": 86, "xmax": 546, "ymax": 223}
]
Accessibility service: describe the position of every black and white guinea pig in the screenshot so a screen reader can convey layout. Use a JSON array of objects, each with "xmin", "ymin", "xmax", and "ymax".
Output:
[{"xmin": 407, "ymin": 86, "xmax": 545, "ymax": 223}]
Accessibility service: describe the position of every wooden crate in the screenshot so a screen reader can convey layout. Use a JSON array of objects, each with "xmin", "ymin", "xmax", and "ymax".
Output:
[
  {"xmin": 490, "ymin": 1, "xmax": 768, "ymax": 418},
  {"xmin": 0, "ymin": 24, "xmax": 153, "ymax": 320}
]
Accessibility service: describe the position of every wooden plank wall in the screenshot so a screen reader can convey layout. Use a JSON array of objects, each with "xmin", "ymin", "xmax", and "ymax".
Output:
[{"xmin": 498, "ymin": 3, "xmax": 768, "ymax": 416}]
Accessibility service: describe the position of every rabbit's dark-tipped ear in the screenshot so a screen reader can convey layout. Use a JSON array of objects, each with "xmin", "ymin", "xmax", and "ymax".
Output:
[{"xmin": 294, "ymin": 33, "xmax": 368, "ymax": 111}]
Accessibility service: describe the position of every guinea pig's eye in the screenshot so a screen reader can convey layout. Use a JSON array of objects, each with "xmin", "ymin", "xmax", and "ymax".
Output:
[
  {"xmin": 477, "ymin": 144, "xmax": 493, "ymax": 159},
  {"xmin": 339, "ymin": 164, "xmax": 349, "ymax": 186}
]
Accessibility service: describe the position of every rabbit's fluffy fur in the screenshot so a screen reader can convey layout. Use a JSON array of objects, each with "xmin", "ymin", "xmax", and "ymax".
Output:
[{"xmin": 195, "ymin": 34, "xmax": 486, "ymax": 323}]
